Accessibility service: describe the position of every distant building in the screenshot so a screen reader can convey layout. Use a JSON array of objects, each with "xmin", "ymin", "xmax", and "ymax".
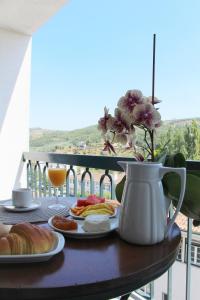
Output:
[{"xmin": 78, "ymin": 141, "xmax": 87, "ymax": 149}]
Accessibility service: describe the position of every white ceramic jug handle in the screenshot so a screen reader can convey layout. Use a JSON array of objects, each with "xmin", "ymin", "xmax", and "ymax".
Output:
[{"xmin": 159, "ymin": 167, "xmax": 186, "ymax": 238}]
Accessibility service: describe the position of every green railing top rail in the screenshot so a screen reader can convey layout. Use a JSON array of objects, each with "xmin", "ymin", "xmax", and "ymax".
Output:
[
  {"xmin": 185, "ymin": 160, "xmax": 200, "ymax": 170},
  {"xmin": 23, "ymin": 152, "xmax": 200, "ymax": 171},
  {"xmin": 23, "ymin": 152, "xmax": 136, "ymax": 172}
]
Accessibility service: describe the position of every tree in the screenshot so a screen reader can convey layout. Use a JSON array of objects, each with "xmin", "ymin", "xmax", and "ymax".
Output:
[{"xmin": 183, "ymin": 121, "xmax": 200, "ymax": 160}]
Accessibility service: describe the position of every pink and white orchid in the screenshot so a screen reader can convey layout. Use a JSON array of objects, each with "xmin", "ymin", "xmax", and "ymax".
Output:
[
  {"xmin": 97, "ymin": 107, "xmax": 114, "ymax": 134},
  {"xmin": 118, "ymin": 90, "xmax": 144, "ymax": 114},
  {"xmin": 97, "ymin": 89, "xmax": 162, "ymax": 160},
  {"xmin": 112, "ymin": 108, "xmax": 130, "ymax": 133},
  {"xmin": 133, "ymin": 103, "xmax": 161, "ymax": 130}
]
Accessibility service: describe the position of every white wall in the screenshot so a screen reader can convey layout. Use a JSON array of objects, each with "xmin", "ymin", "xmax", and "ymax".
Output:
[
  {"xmin": 154, "ymin": 261, "xmax": 200, "ymax": 299},
  {"xmin": 0, "ymin": 28, "xmax": 31, "ymax": 199}
]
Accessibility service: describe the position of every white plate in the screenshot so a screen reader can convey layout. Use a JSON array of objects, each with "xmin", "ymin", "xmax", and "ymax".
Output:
[
  {"xmin": 48, "ymin": 216, "xmax": 119, "ymax": 239},
  {"xmin": 69, "ymin": 203, "xmax": 117, "ymax": 220},
  {"xmin": 2, "ymin": 199, "xmax": 41, "ymax": 212},
  {"xmin": 0, "ymin": 231, "xmax": 65, "ymax": 263}
]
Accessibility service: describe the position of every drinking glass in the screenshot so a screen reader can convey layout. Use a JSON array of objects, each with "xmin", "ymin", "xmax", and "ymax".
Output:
[{"xmin": 48, "ymin": 166, "xmax": 67, "ymax": 210}]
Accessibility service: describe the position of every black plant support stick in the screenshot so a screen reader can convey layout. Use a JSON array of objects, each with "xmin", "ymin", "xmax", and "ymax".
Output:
[
  {"xmin": 152, "ymin": 34, "xmax": 156, "ymax": 106},
  {"xmin": 151, "ymin": 33, "xmax": 156, "ymax": 162}
]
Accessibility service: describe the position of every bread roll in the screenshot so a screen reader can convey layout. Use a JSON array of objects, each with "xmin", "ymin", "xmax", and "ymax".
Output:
[{"xmin": 0, "ymin": 222, "xmax": 56, "ymax": 255}]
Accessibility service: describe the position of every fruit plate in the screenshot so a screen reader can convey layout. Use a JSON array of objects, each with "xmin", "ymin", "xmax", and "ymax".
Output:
[
  {"xmin": 48, "ymin": 216, "xmax": 119, "ymax": 239},
  {"xmin": 69, "ymin": 203, "xmax": 118, "ymax": 220},
  {"xmin": 0, "ymin": 232, "xmax": 65, "ymax": 263}
]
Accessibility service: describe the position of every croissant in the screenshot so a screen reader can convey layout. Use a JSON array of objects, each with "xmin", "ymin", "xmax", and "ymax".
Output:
[
  {"xmin": 0, "ymin": 223, "xmax": 56, "ymax": 255},
  {"xmin": 0, "ymin": 223, "xmax": 12, "ymax": 237}
]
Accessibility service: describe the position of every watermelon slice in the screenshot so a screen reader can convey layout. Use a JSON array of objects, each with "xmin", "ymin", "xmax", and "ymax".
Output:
[
  {"xmin": 77, "ymin": 195, "xmax": 105, "ymax": 207},
  {"xmin": 77, "ymin": 199, "xmax": 88, "ymax": 207}
]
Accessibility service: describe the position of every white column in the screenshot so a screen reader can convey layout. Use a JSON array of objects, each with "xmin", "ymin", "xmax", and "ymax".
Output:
[{"xmin": 0, "ymin": 28, "xmax": 31, "ymax": 200}]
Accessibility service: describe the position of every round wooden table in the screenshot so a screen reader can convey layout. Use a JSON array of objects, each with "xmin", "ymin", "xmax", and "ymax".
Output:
[{"xmin": 0, "ymin": 222, "xmax": 181, "ymax": 300}]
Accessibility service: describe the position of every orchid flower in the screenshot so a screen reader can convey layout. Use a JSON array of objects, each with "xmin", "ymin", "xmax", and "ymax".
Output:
[
  {"xmin": 133, "ymin": 103, "xmax": 161, "ymax": 130},
  {"xmin": 118, "ymin": 90, "xmax": 144, "ymax": 114},
  {"xmin": 97, "ymin": 89, "xmax": 162, "ymax": 161},
  {"xmin": 97, "ymin": 107, "xmax": 114, "ymax": 134}
]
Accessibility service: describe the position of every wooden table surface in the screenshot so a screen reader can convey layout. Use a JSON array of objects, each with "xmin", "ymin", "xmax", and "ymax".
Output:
[{"xmin": 0, "ymin": 222, "xmax": 181, "ymax": 300}]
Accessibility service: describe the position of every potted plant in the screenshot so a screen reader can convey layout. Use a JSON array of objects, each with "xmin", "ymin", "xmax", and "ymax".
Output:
[{"xmin": 98, "ymin": 89, "xmax": 200, "ymax": 226}]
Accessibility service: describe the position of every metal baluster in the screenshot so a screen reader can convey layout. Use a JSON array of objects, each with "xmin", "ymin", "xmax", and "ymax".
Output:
[
  {"xmin": 81, "ymin": 168, "xmax": 93, "ymax": 197},
  {"xmin": 88, "ymin": 169, "xmax": 94, "ymax": 194},
  {"xmin": 37, "ymin": 162, "xmax": 42, "ymax": 197},
  {"xmin": 194, "ymin": 244, "xmax": 197, "ymax": 265},
  {"xmin": 33, "ymin": 162, "xmax": 38, "ymax": 197},
  {"xmin": 59, "ymin": 163, "xmax": 65, "ymax": 196},
  {"xmin": 81, "ymin": 169, "xmax": 86, "ymax": 196},
  {"xmin": 26, "ymin": 160, "xmax": 32, "ymax": 189},
  {"xmin": 30, "ymin": 160, "xmax": 35, "ymax": 192},
  {"xmin": 99, "ymin": 174, "xmax": 105, "ymax": 197},
  {"xmin": 186, "ymin": 218, "xmax": 192, "ymax": 300},
  {"xmin": 167, "ymin": 205, "xmax": 174, "ymax": 300},
  {"xmin": 73, "ymin": 168, "xmax": 78, "ymax": 196},
  {"xmin": 181, "ymin": 236, "xmax": 186, "ymax": 263},
  {"xmin": 42, "ymin": 163, "xmax": 48, "ymax": 197},
  {"xmin": 66, "ymin": 168, "xmax": 70, "ymax": 196},
  {"xmin": 60, "ymin": 173, "xmax": 64, "ymax": 196},
  {"xmin": 48, "ymin": 163, "xmax": 61, "ymax": 196},
  {"xmin": 100, "ymin": 170, "xmax": 113, "ymax": 198},
  {"xmin": 33, "ymin": 161, "xmax": 42, "ymax": 198},
  {"xmin": 46, "ymin": 162, "xmax": 52, "ymax": 197},
  {"xmin": 110, "ymin": 173, "xmax": 115, "ymax": 199},
  {"xmin": 90, "ymin": 173, "xmax": 94, "ymax": 195},
  {"xmin": 167, "ymin": 267, "xmax": 172, "ymax": 300},
  {"xmin": 66, "ymin": 166, "xmax": 77, "ymax": 196},
  {"xmin": 150, "ymin": 282, "xmax": 155, "ymax": 300},
  {"xmin": 60, "ymin": 171, "xmax": 64, "ymax": 196}
]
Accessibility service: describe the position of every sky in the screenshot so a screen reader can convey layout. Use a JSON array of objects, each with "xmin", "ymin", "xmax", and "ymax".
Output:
[{"xmin": 30, "ymin": 0, "xmax": 200, "ymax": 131}]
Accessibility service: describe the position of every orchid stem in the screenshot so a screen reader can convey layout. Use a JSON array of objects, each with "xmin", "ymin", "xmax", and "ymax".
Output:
[{"xmin": 149, "ymin": 130, "xmax": 155, "ymax": 162}]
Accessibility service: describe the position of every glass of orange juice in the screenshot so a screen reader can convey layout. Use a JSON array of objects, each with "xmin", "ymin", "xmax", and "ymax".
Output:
[{"xmin": 48, "ymin": 166, "xmax": 67, "ymax": 210}]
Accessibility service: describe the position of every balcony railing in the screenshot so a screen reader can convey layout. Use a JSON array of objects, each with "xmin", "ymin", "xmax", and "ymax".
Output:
[{"xmin": 23, "ymin": 151, "xmax": 200, "ymax": 300}]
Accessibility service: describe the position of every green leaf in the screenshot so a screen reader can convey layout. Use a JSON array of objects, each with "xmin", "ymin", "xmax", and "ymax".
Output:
[
  {"xmin": 163, "ymin": 153, "xmax": 186, "ymax": 168},
  {"xmin": 163, "ymin": 172, "xmax": 200, "ymax": 220},
  {"xmin": 156, "ymin": 153, "xmax": 167, "ymax": 164},
  {"xmin": 174, "ymin": 153, "xmax": 187, "ymax": 167},
  {"xmin": 115, "ymin": 175, "xmax": 126, "ymax": 202},
  {"xmin": 188, "ymin": 170, "xmax": 200, "ymax": 178}
]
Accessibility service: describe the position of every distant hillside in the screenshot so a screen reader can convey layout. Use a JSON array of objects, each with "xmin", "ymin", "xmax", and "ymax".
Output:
[
  {"xmin": 30, "ymin": 118, "xmax": 200, "ymax": 153},
  {"xmin": 163, "ymin": 118, "xmax": 200, "ymax": 126},
  {"xmin": 30, "ymin": 125, "xmax": 101, "ymax": 152}
]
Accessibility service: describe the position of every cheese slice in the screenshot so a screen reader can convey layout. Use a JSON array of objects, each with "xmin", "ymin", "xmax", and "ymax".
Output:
[{"xmin": 82, "ymin": 214, "xmax": 110, "ymax": 233}]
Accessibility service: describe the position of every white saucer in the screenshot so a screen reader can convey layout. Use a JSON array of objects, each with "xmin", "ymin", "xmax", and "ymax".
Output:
[{"xmin": 2, "ymin": 200, "xmax": 41, "ymax": 212}]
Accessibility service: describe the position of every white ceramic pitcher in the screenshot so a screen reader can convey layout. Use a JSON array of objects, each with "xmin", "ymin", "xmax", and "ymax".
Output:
[{"xmin": 118, "ymin": 161, "xmax": 186, "ymax": 245}]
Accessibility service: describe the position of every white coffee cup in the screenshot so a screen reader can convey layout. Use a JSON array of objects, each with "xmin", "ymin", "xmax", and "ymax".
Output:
[{"xmin": 12, "ymin": 188, "xmax": 32, "ymax": 208}]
